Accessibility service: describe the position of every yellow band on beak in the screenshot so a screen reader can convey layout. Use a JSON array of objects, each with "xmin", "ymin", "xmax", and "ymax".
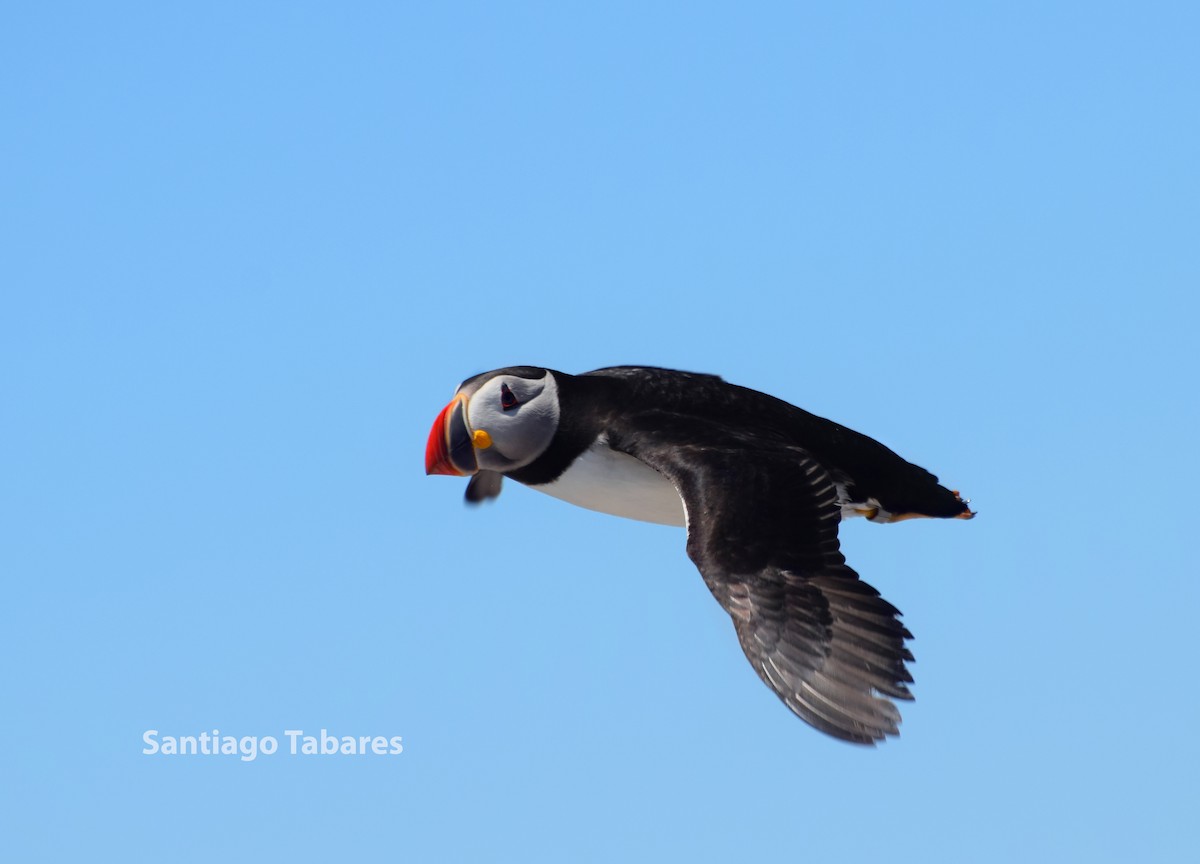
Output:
[{"xmin": 472, "ymin": 429, "xmax": 493, "ymax": 449}]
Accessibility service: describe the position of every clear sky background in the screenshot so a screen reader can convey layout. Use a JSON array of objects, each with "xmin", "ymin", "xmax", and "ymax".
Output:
[{"xmin": 3, "ymin": 2, "xmax": 1198, "ymax": 861}]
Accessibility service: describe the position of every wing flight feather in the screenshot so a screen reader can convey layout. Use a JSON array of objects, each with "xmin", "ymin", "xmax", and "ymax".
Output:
[{"xmin": 608, "ymin": 412, "xmax": 915, "ymax": 745}]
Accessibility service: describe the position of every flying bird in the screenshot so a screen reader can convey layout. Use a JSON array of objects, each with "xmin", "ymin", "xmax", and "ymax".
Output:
[{"xmin": 425, "ymin": 366, "xmax": 974, "ymax": 744}]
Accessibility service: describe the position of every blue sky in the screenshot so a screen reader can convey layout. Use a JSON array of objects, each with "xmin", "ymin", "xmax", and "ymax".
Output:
[{"xmin": 3, "ymin": 2, "xmax": 1198, "ymax": 861}]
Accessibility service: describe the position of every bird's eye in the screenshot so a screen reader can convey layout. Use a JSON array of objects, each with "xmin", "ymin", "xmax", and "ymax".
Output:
[{"xmin": 500, "ymin": 383, "xmax": 519, "ymax": 411}]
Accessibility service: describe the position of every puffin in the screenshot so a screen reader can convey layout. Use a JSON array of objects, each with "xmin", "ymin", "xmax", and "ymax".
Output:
[{"xmin": 425, "ymin": 366, "xmax": 974, "ymax": 745}]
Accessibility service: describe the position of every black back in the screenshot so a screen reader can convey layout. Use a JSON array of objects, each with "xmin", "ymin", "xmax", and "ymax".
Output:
[{"xmin": 517, "ymin": 365, "xmax": 967, "ymax": 518}]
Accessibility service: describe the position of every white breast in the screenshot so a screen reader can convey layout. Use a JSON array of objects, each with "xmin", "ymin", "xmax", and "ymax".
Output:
[{"xmin": 532, "ymin": 436, "xmax": 686, "ymax": 527}]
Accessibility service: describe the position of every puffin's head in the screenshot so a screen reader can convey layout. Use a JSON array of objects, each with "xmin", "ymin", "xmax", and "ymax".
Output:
[{"xmin": 425, "ymin": 367, "xmax": 560, "ymax": 477}]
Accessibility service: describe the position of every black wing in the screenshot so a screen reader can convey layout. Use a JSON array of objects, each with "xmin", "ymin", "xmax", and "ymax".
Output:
[
  {"xmin": 465, "ymin": 470, "xmax": 504, "ymax": 504},
  {"xmin": 608, "ymin": 413, "xmax": 914, "ymax": 744}
]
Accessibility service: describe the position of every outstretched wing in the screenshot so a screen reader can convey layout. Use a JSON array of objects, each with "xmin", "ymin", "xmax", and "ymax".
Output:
[{"xmin": 608, "ymin": 413, "xmax": 915, "ymax": 744}]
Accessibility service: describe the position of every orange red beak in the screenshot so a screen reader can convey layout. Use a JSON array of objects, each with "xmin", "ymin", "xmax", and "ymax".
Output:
[{"xmin": 425, "ymin": 396, "xmax": 479, "ymax": 476}]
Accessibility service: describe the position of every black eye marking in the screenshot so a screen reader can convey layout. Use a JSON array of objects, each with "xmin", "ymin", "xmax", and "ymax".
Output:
[{"xmin": 500, "ymin": 383, "xmax": 519, "ymax": 411}]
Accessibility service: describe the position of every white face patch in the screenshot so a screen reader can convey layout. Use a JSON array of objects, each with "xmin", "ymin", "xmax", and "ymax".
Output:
[
  {"xmin": 464, "ymin": 371, "xmax": 560, "ymax": 472},
  {"xmin": 533, "ymin": 436, "xmax": 686, "ymax": 527}
]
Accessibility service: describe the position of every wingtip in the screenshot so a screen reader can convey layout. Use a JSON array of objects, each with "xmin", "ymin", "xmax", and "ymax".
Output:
[{"xmin": 464, "ymin": 470, "xmax": 504, "ymax": 505}]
